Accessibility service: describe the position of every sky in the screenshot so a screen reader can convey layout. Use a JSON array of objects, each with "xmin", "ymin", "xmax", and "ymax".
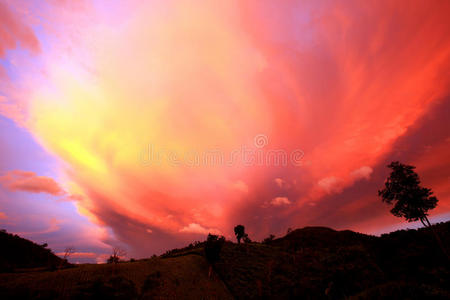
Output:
[{"xmin": 0, "ymin": 0, "xmax": 449, "ymax": 263}]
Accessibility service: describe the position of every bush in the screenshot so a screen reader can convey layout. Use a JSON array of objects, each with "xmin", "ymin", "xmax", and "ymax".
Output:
[
  {"xmin": 204, "ymin": 234, "xmax": 225, "ymax": 265},
  {"xmin": 243, "ymin": 234, "xmax": 252, "ymax": 243},
  {"xmin": 107, "ymin": 256, "xmax": 119, "ymax": 264},
  {"xmin": 263, "ymin": 234, "xmax": 276, "ymax": 244}
]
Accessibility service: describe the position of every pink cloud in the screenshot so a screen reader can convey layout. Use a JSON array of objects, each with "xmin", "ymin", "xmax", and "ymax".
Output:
[
  {"xmin": 0, "ymin": 212, "xmax": 7, "ymax": 219},
  {"xmin": 0, "ymin": 1, "xmax": 40, "ymax": 57},
  {"xmin": 0, "ymin": 170, "xmax": 65, "ymax": 196},
  {"xmin": 270, "ymin": 197, "xmax": 291, "ymax": 206},
  {"xmin": 317, "ymin": 177, "xmax": 344, "ymax": 195},
  {"xmin": 351, "ymin": 166, "xmax": 373, "ymax": 181},
  {"xmin": 274, "ymin": 178, "xmax": 284, "ymax": 188},
  {"xmin": 179, "ymin": 223, "xmax": 221, "ymax": 235},
  {"xmin": 232, "ymin": 180, "xmax": 249, "ymax": 193},
  {"xmin": 274, "ymin": 178, "xmax": 291, "ymax": 189}
]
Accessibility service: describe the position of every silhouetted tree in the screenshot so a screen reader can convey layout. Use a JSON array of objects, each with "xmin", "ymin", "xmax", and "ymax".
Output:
[
  {"xmin": 204, "ymin": 234, "xmax": 225, "ymax": 277},
  {"xmin": 379, "ymin": 162, "xmax": 448, "ymax": 260},
  {"xmin": 107, "ymin": 247, "xmax": 126, "ymax": 264},
  {"xmin": 63, "ymin": 246, "xmax": 75, "ymax": 260},
  {"xmin": 379, "ymin": 161, "xmax": 438, "ymax": 227},
  {"xmin": 59, "ymin": 246, "xmax": 75, "ymax": 269},
  {"xmin": 263, "ymin": 234, "xmax": 275, "ymax": 244},
  {"xmin": 107, "ymin": 256, "xmax": 118, "ymax": 264},
  {"xmin": 234, "ymin": 225, "xmax": 245, "ymax": 244},
  {"xmin": 243, "ymin": 234, "xmax": 252, "ymax": 243}
]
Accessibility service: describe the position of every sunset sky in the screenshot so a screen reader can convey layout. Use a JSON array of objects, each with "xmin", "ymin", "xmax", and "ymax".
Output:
[{"xmin": 1, "ymin": 0, "xmax": 449, "ymax": 263}]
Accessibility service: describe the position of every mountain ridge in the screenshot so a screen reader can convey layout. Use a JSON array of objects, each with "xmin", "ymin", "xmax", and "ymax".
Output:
[{"xmin": 0, "ymin": 221, "xmax": 449, "ymax": 299}]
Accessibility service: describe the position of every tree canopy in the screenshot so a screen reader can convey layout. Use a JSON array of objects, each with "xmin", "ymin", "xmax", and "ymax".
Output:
[
  {"xmin": 378, "ymin": 161, "xmax": 438, "ymax": 226},
  {"xmin": 234, "ymin": 225, "xmax": 245, "ymax": 244}
]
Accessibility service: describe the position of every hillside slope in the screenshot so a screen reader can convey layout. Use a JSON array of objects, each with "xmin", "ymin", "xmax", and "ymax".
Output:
[
  {"xmin": 0, "ymin": 222, "xmax": 449, "ymax": 299},
  {"xmin": 213, "ymin": 223, "xmax": 450, "ymax": 299},
  {"xmin": 0, "ymin": 229, "xmax": 63, "ymax": 272},
  {"xmin": 0, "ymin": 254, "xmax": 233, "ymax": 299}
]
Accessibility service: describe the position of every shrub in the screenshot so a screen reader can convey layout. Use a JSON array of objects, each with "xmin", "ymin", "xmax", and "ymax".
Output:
[
  {"xmin": 107, "ymin": 256, "xmax": 119, "ymax": 264},
  {"xmin": 204, "ymin": 234, "xmax": 225, "ymax": 265},
  {"xmin": 263, "ymin": 234, "xmax": 276, "ymax": 244},
  {"xmin": 243, "ymin": 234, "xmax": 252, "ymax": 243}
]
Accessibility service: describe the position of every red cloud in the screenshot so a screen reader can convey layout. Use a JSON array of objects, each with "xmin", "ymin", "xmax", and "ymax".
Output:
[
  {"xmin": 55, "ymin": 252, "xmax": 97, "ymax": 259},
  {"xmin": 317, "ymin": 177, "xmax": 344, "ymax": 195},
  {"xmin": 270, "ymin": 197, "xmax": 291, "ymax": 206},
  {"xmin": 0, "ymin": 2, "xmax": 40, "ymax": 57},
  {"xmin": 351, "ymin": 166, "xmax": 373, "ymax": 181},
  {"xmin": 0, "ymin": 170, "xmax": 65, "ymax": 196}
]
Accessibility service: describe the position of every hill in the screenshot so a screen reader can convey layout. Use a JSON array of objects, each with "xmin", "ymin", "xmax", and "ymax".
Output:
[
  {"xmin": 0, "ymin": 229, "xmax": 64, "ymax": 272},
  {"xmin": 214, "ymin": 223, "xmax": 450, "ymax": 299},
  {"xmin": 0, "ymin": 254, "xmax": 232, "ymax": 300},
  {"xmin": 0, "ymin": 222, "xmax": 449, "ymax": 299}
]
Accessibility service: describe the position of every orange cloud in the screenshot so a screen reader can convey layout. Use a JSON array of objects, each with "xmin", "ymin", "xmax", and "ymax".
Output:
[
  {"xmin": 0, "ymin": 170, "xmax": 65, "ymax": 196},
  {"xmin": 55, "ymin": 252, "xmax": 97, "ymax": 259}
]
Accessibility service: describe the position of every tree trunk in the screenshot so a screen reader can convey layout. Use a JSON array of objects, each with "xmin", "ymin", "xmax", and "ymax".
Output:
[
  {"xmin": 420, "ymin": 218, "xmax": 428, "ymax": 227},
  {"xmin": 424, "ymin": 216, "xmax": 449, "ymax": 261}
]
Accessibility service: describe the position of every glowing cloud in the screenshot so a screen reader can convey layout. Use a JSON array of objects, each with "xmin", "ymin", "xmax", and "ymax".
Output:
[
  {"xmin": 270, "ymin": 197, "xmax": 291, "ymax": 207},
  {"xmin": 0, "ymin": 170, "xmax": 65, "ymax": 196},
  {"xmin": 351, "ymin": 166, "xmax": 373, "ymax": 181},
  {"xmin": 0, "ymin": 0, "xmax": 449, "ymax": 256},
  {"xmin": 55, "ymin": 252, "xmax": 97, "ymax": 259},
  {"xmin": 179, "ymin": 223, "xmax": 221, "ymax": 235}
]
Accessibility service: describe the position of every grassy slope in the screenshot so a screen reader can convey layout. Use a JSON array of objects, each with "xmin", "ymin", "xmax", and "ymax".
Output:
[
  {"xmin": 0, "ymin": 222, "xmax": 449, "ymax": 299},
  {"xmin": 0, "ymin": 254, "xmax": 233, "ymax": 300}
]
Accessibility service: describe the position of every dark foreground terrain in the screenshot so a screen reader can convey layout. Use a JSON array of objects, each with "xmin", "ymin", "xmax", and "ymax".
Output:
[{"xmin": 0, "ymin": 222, "xmax": 449, "ymax": 299}]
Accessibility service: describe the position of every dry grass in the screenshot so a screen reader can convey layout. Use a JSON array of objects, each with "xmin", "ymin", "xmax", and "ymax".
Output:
[
  {"xmin": 1, "ymin": 223, "xmax": 449, "ymax": 299},
  {"xmin": 0, "ymin": 254, "xmax": 233, "ymax": 299}
]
